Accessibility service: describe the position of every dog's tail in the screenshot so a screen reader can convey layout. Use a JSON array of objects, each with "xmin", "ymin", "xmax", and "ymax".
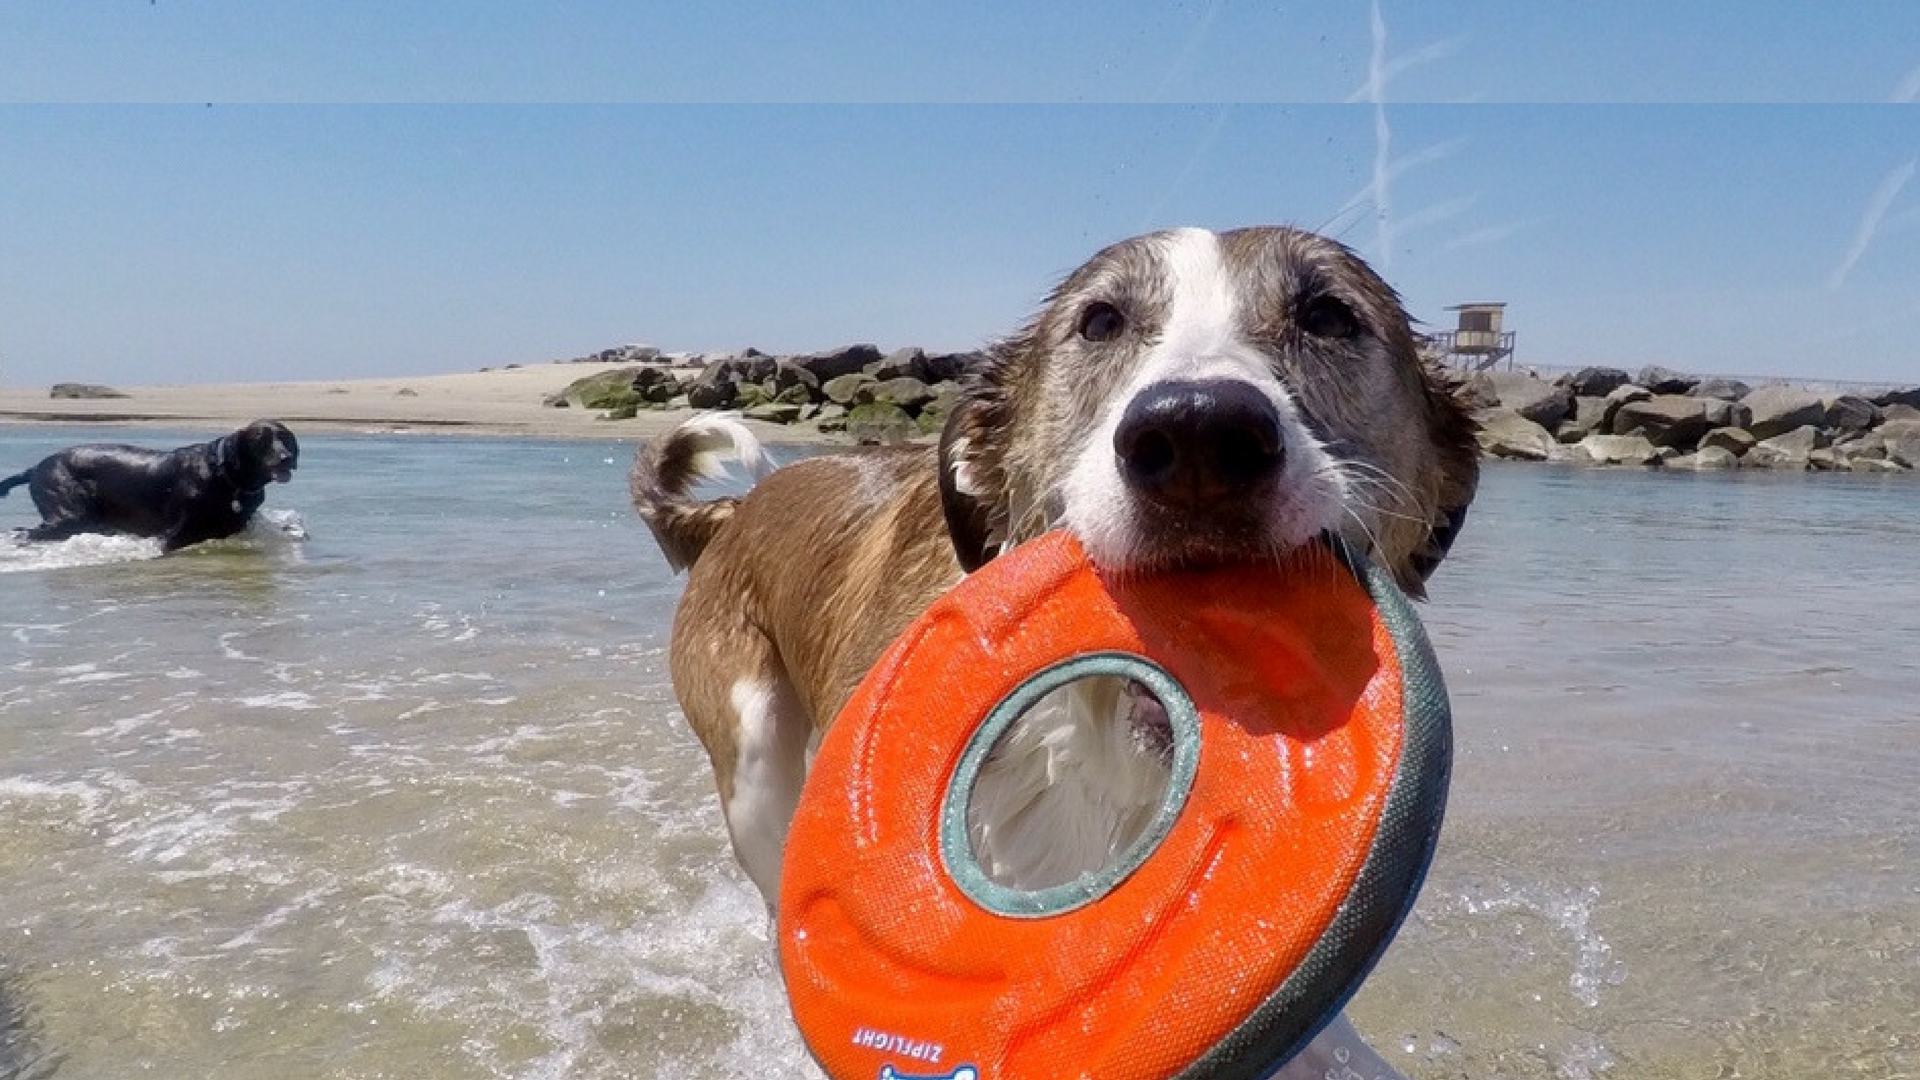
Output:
[
  {"xmin": 630, "ymin": 413, "xmax": 775, "ymax": 572},
  {"xmin": 0, "ymin": 469, "xmax": 27, "ymax": 499}
]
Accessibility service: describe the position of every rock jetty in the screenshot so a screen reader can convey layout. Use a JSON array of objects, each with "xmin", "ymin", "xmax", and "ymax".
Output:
[
  {"xmin": 48, "ymin": 382, "xmax": 129, "ymax": 399},
  {"xmin": 1469, "ymin": 365, "xmax": 1919, "ymax": 473},
  {"xmin": 543, "ymin": 345, "xmax": 1919, "ymax": 471},
  {"xmin": 542, "ymin": 343, "xmax": 986, "ymax": 444}
]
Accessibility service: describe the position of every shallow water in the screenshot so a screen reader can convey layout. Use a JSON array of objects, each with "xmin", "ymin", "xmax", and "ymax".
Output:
[{"xmin": 2, "ymin": 428, "xmax": 1916, "ymax": 1079}]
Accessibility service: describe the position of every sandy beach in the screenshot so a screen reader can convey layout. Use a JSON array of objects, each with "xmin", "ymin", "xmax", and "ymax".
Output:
[{"xmin": 0, "ymin": 363, "xmax": 837, "ymax": 444}]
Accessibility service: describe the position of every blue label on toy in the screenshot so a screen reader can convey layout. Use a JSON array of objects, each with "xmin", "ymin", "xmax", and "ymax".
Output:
[{"xmin": 879, "ymin": 1066, "xmax": 978, "ymax": 1080}]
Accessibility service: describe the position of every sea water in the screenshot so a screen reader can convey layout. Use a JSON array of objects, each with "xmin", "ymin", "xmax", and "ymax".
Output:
[{"xmin": 1, "ymin": 427, "xmax": 1916, "ymax": 1079}]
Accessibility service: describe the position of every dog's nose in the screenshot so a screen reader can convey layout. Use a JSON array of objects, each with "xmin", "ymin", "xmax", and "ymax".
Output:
[{"xmin": 1113, "ymin": 379, "xmax": 1284, "ymax": 508}]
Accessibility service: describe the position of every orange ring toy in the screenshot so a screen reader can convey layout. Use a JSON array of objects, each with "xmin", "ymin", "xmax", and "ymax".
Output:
[{"xmin": 779, "ymin": 531, "xmax": 1451, "ymax": 1080}]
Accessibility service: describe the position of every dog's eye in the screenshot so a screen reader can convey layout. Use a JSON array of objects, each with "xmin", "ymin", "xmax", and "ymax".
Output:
[
  {"xmin": 1076, "ymin": 301, "xmax": 1126, "ymax": 343},
  {"xmin": 1299, "ymin": 296, "xmax": 1359, "ymax": 339}
]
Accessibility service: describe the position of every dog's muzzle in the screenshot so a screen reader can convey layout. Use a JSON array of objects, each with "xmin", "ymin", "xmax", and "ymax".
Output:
[{"xmin": 1113, "ymin": 379, "xmax": 1284, "ymax": 510}]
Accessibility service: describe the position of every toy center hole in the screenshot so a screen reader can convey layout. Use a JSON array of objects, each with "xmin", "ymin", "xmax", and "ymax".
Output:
[{"xmin": 940, "ymin": 654, "xmax": 1200, "ymax": 918}]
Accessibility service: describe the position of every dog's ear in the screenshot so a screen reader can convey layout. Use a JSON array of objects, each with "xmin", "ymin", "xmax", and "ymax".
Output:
[
  {"xmin": 1404, "ymin": 362, "xmax": 1482, "ymax": 594},
  {"xmin": 211, "ymin": 432, "xmax": 241, "ymax": 479},
  {"xmin": 937, "ymin": 384, "xmax": 1011, "ymax": 573},
  {"xmin": 273, "ymin": 422, "xmax": 299, "ymax": 463}
]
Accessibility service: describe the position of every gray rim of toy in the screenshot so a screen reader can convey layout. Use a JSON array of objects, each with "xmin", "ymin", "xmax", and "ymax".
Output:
[
  {"xmin": 938, "ymin": 652, "xmax": 1203, "ymax": 917},
  {"xmin": 1173, "ymin": 539, "xmax": 1453, "ymax": 1080}
]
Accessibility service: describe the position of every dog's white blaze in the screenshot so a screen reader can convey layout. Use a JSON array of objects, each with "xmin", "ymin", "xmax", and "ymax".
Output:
[
  {"xmin": 1156, "ymin": 227, "xmax": 1242, "ymax": 374},
  {"xmin": 1060, "ymin": 228, "xmax": 1353, "ymax": 568},
  {"xmin": 724, "ymin": 675, "xmax": 810, "ymax": 908}
]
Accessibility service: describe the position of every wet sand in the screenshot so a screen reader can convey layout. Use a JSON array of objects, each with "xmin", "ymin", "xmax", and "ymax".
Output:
[{"xmin": 0, "ymin": 364, "xmax": 841, "ymax": 444}]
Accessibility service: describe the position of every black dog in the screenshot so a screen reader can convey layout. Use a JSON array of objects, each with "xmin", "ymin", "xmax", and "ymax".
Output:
[{"xmin": 0, "ymin": 420, "xmax": 299, "ymax": 551}]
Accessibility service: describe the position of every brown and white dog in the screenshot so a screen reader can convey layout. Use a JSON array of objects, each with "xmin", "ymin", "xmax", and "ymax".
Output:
[{"xmin": 632, "ymin": 226, "xmax": 1478, "ymax": 1070}]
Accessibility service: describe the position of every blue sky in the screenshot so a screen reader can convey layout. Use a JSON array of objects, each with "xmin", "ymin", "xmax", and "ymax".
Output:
[{"xmin": 1, "ymin": 4, "xmax": 1917, "ymax": 388}]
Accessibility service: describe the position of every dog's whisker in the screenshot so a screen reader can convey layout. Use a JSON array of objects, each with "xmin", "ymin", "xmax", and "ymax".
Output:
[{"xmin": 1324, "ymin": 458, "xmax": 1420, "ymax": 514}]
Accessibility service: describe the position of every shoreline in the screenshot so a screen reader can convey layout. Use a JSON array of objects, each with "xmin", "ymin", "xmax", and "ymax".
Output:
[{"xmin": 0, "ymin": 364, "xmax": 844, "ymax": 446}]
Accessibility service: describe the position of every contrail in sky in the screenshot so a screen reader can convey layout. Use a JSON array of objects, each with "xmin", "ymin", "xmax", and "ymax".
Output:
[
  {"xmin": 1393, "ymin": 193, "xmax": 1480, "ymax": 238},
  {"xmin": 1140, "ymin": 105, "xmax": 1234, "ymax": 231},
  {"xmin": 1363, "ymin": 0, "xmax": 1394, "ymax": 273},
  {"xmin": 1443, "ymin": 215, "xmax": 1550, "ymax": 251},
  {"xmin": 1348, "ymin": 2, "xmax": 1465, "ymax": 273},
  {"xmin": 1828, "ymin": 157, "xmax": 1917, "ymax": 290},
  {"xmin": 1892, "ymin": 60, "xmax": 1920, "ymax": 103},
  {"xmin": 1344, "ymin": 34, "xmax": 1468, "ymax": 104},
  {"xmin": 1335, "ymin": 137, "xmax": 1468, "ymax": 230},
  {"xmin": 1153, "ymin": 0, "xmax": 1225, "ymax": 101}
]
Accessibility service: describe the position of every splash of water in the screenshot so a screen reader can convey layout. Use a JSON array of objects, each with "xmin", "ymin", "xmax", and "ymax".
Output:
[
  {"xmin": 0, "ymin": 530, "xmax": 163, "ymax": 574},
  {"xmin": 1454, "ymin": 881, "xmax": 1625, "ymax": 1009},
  {"xmin": 0, "ymin": 506, "xmax": 306, "ymax": 574}
]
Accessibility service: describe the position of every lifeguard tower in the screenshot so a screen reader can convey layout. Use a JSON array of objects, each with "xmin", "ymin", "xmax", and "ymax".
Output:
[{"xmin": 1430, "ymin": 302, "xmax": 1515, "ymax": 371}]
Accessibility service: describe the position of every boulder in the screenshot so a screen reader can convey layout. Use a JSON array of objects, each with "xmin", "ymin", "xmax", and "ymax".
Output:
[
  {"xmin": 1486, "ymin": 372, "xmax": 1573, "ymax": 428},
  {"xmin": 859, "ymin": 376, "xmax": 938, "ymax": 414},
  {"xmin": 1700, "ymin": 427, "xmax": 1757, "ymax": 456},
  {"xmin": 914, "ymin": 383, "xmax": 967, "ymax": 436},
  {"xmin": 1472, "ymin": 408, "xmax": 1553, "ymax": 460},
  {"xmin": 741, "ymin": 402, "xmax": 804, "ymax": 424},
  {"xmin": 733, "ymin": 381, "xmax": 773, "ymax": 409},
  {"xmin": 1688, "ymin": 446, "xmax": 1740, "ymax": 470},
  {"xmin": 1822, "ymin": 395, "xmax": 1880, "ymax": 435},
  {"xmin": 1635, "ymin": 365, "xmax": 1699, "ymax": 395},
  {"xmin": 685, "ymin": 374, "xmax": 737, "ymax": 410},
  {"xmin": 1600, "ymin": 384, "xmax": 1653, "ymax": 432},
  {"xmin": 1456, "ymin": 374, "xmax": 1501, "ymax": 411},
  {"xmin": 845, "ymin": 402, "xmax": 917, "ymax": 445},
  {"xmin": 1555, "ymin": 396, "xmax": 1611, "ymax": 443},
  {"xmin": 1690, "ymin": 377, "xmax": 1753, "ymax": 401},
  {"xmin": 1698, "ymin": 397, "xmax": 1751, "ymax": 430},
  {"xmin": 1834, "ymin": 430, "xmax": 1887, "ymax": 462},
  {"xmin": 814, "ymin": 405, "xmax": 849, "ymax": 433},
  {"xmin": 49, "ymin": 382, "xmax": 128, "ymax": 399},
  {"xmin": 545, "ymin": 366, "xmax": 679, "ymax": 412},
  {"xmin": 866, "ymin": 347, "xmax": 926, "ymax": 381},
  {"xmin": 794, "ymin": 344, "xmax": 885, "ymax": 383},
  {"xmin": 772, "ymin": 382, "xmax": 814, "ymax": 406},
  {"xmin": 1852, "ymin": 457, "xmax": 1910, "ymax": 473},
  {"xmin": 1576, "ymin": 433, "xmax": 1664, "ymax": 467},
  {"xmin": 1610, "ymin": 395, "xmax": 1713, "ymax": 449},
  {"xmin": 681, "ymin": 355, "xmax": 768, "ymax": 409},
  {"xmin": 1871, "ymin": 387, "xmax": 1920, "ymax": 410},
  {"xmin": 1773, "ymin": 424, "xmax": 1830, "ymax": 452},
  {"xmin": 609, "ymin": 344, "xmax": 662, "ymax": 364},
  {"xmin": 1560, "ymin": 366, "xmax": 1632, "ymax": 398},
  {"xmin": 770, "ymin": 359, "xmax": 821, "ymax": 398},
  {"xmin": 1885, "ymin": 403, "xmax": 1920, "ymax": 423},
  {"xmin": 1878, "ymin": 419, "xmax": 1920, "ymax": 468},
  {"xmin": 1808, "ymin": 447, "xmax": 1850, "ymax": 472},
  {"xmin": 701, "ymin": 352, "xmax": 778, "ymax": 384},
  {"xmin": 917, "ymin": 350, "xmax": 986, "ymax": 383},
  {"xmin": 1741, "ymin": 385, "xmax": 1827, "ymax": 440},
  {"xmin": 821, "ymin": 373, "xmax": 874, "ymax": 405},
  {"xmin": 1744, "ymin": 425, "xmax": 1827, "ymax": 469}
]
